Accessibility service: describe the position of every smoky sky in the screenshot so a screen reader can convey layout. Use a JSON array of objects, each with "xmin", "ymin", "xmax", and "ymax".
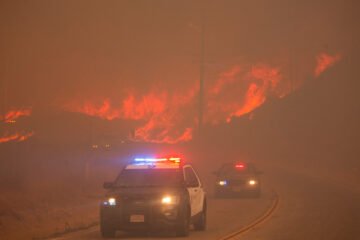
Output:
[{"xmin": 0, "ymin": 0, "xmax": 358, "ymax": 109}]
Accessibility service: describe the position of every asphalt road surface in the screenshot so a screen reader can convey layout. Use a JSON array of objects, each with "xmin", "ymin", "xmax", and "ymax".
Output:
[
  {"xmin": 51, "ymin": 163, "xmax": 360, "ymax": 240},
  {"xmin": 51, "ymin": 190, "xmax": 275, "ymax": 240},
  {"xmin": 238, "ymin": 164, "xmax": 360, "ymax": 240}
]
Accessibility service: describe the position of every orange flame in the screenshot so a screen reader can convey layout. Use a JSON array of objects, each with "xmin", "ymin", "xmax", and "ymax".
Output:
[
  {"xmin": 231, "ymin": 65, "xmax": 283, "ymax": 118},
  {"xmin": 1, "ymin": 108, "xmax": 32, "ymax": 123},
  {"xmin": 210, "ymin": 66, "xmax": 242, "ymax": 95},
  {"xmin": 66, "ymin": 52, "xmax": 341, "ymax": 143},
  {"xmin": 315, "ymin": 53, "xmax": 342, "ymax": 77},
  {"xmin": 0, "ymin": 131, "xmax": 34, "ymax": 144},
  {"xmin": 75, "ymin": 99, "xmax": 120, "ymax": 120},
  {"xmin": 130, "ymin": 88, "xmax": 197, "ymax": 143},
  {"xmin": 65, "ymin": 87, "xmax": 197, "ymax": 144},
  {"xmin": 134, "ymin": 120, "xmax": 193, "ymax": 144},
  {"xmin": 207, "ymin": 64, "xmax": 284, "ymax": 123},
  {"xmin": 122, "ymin": 93, "xmax": 167, "ymax": 120}
]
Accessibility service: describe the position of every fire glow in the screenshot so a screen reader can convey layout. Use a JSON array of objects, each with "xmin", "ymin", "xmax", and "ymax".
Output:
[
  {"xmin": 65, "ymin": 52, "xmax": 341, "ymax": 143},
  {"xmin": 0, "ymin": 108, "xmax": 32, "ymax": 123},
  {"xmin": 207, "ymin": 64, "xmax": 284, "ymax": 124},
  {"xmin": 0, "ymin": 131, "xmax": 34, "ymax": 144},
  {"xmin": 0, "ymin": 108, "xmax": 34, "ymax": 144},
  {"xmin": 65, "ymin": 88, "xmax": 197, "ymax": 144},
  {"xmin": 315, "ymin": 53, "xmax": 342, "ymax": 77}
]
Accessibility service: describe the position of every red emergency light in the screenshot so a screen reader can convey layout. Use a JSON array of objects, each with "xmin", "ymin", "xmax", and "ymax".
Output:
[
  {"xmin": 235, "ymin": 163, "xmax": 245, "ymax": 169},
  {"xmin": 134, "ymin": 156, "xmax": 181, "ymax": 164}
]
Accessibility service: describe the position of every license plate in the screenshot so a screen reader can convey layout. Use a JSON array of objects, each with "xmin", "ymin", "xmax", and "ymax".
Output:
[
  {"xmin": 130, "ymin": 214, "xmax": 145, "ymax": 223},
  {"xmin": 232, "ymin": 186, "xmax": 244, "ymax": 192}
]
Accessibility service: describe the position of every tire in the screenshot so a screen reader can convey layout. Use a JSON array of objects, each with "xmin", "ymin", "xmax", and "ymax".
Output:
[
  {"xmin": 176, "ymin": 206, "xmax": 190, "ymax": 237},
  {"xmin": 100, "ymin": 225, "xmax": 116, "ymax": 238},
  {"xmin": 214, "ymin": 187, "xmax": 223, "ymax": 198},
  {"xmin": 193, "ymin": 201, "xmax": 206, "ymax": 231},
  {"xmin": 254, "ymin": 189, "xmax": 262, "ymax": 198},
  {"xmin": 100, "ymin": 216, "xmax": 116, "ymax": 238},
  {"xmin": 250, "ymin": 188, "xmax": 261, "ymax": 198}
]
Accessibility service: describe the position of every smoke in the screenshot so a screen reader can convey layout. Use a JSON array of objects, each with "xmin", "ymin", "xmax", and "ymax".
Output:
[
  {"xmin": 1, "ymin": 0, "xmax": 352, "ymax": 144},
  {"xmin": 64, "ymin": 52, "xmax": 341, "ymax": 143}
]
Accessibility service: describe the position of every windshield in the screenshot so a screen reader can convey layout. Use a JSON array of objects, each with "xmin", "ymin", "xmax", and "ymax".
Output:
[
  {"xmin": 219, "ymin": 163, "xmax": 256, "ymax": 176},
  {"xmin": 113, "ymin": 169, "xmax": 183, "ymax": 187}
]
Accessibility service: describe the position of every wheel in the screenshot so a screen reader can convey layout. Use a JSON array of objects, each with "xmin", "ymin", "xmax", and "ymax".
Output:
[
  {"xmin": 193, "ymin": 201, "xmax": 206, "ymax": 231},
  {"xmin": 249, "ymin": 188, "xmax": 261, "ymax": 198},
  {"xmin": 100, "ymin": 214, "xmax": 116, "ymax": 238},
  {"xmin": 100, "ymin": 223, "xmax": 116, "ymax": 238},
  {"xmin": 254, "ymin": 189, "xmax": 262, "ymax": 198},
  {"xmin": 214, "ymin": 187, "xmax": 223, "ymax": 198},
  {"xmin": 176, "ymin": 206, "xmax": 190, "ymax": 237}
]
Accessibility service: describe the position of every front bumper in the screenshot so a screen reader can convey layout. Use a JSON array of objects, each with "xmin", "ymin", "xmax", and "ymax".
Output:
[
  {"xmin": 215, "ymin": 180, "xmax": 260, "ymax": 195},
  {"xmin": 100, "ymin": 202, "xmax": 182, "ymax": 231}
]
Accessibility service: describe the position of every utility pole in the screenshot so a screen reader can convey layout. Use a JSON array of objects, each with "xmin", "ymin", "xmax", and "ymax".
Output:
[
  {"xmin": 0, "ymin": 75, "xmax": 6, "ymax": 117},
  {"xmin": 289, "ymin": 48, "xmax": 293, "ymax": 91},
  {"xmin": 198, "ymin": 24, "xmax": 205, "ymax": 134},
  {"xmin": 288, "ymin": 1, "xmax": 296, "ymax": 92}
]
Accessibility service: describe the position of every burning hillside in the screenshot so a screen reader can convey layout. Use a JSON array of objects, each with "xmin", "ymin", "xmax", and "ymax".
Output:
[
  {"xmin": 64, "ymin": 52, "xmax": 342, "ymax": 144},
  {"xmin": 315, "ymin": 53, "xmax": 342, "ymax": 77},
  {"xmin": 0, "ymin": 108, "xmax": 34, "ymax": 144},
  {"xmin": 0, "ymin": 108, "xmax": 32, "ymax": 123}
]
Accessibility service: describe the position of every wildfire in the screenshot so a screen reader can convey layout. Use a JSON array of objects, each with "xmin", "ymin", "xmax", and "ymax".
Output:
[
  {"xmin": 65, "ymin": 88, "xmax": 197, "ymax": 144},
  {"xmin": 1, "ymin": 108, "xmax": 32, "ymax": 123},
  {"xmin": 75, "ymin": 99, "xmax": 120, "ymax": 121},
  {"xmin": 210, "ymin": 66, "xmax": 242, "ymax": 95},
  {"xmin": 0, "ymin": 107, "xmax": 34, "ymax": 144},
  {"xmin": 65, "ymin": 52, "xmax": 341, "ymax": 143},
  {"xmin": 315, "ymin": 53, "xmax": 342, "ymax": 77},
  {"xmin": 207, "ymin": 64, "xmax": 284, "ymax": 124},
  {"xmin": 0, "ymin": 131, "xmax": 34, "ymax": 144}
]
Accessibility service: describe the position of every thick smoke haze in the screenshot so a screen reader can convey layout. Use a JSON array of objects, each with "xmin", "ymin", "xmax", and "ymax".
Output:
[
  {"xmin": 0, "ymin": 0, "xmax": 359, "ymax": 143},
  {"xmin": 1, "ymin": 0, "xmax": 358, "ymax": 105},
  {"xmin": 0, "ymin": 2, "xmax": 360, "ymax": 239}
]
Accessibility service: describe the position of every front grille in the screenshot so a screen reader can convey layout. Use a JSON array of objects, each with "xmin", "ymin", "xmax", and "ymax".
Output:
[
  {"xmin": 228, "ymin": 179, "xmax": 246, "ymax": 186},
  {"xmin": 121, "ymin": 196, "xmax": 155, "ymax": 224},
  {"xmin": 126, "ymin": 200, "xmax": 148, "ymax": 212}
]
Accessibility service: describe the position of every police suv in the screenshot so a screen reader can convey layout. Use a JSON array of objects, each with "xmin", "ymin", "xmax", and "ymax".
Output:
[
  {"xmin": 214, "ymin": 162, "xmax": 262, "ymax": 198},
  {"xmin": 100, "ymin": 157, "xmax": 206, "ymax": 238}
]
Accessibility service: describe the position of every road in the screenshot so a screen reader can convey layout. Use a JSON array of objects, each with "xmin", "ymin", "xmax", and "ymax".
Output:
[
  {"xmin": 50, "ymin": 161, "xmax": 360, "ymax": 240},
  {"xmin": 238, "ymin": 163, "xmax": 360, "ymax": 240},
  {"xmin": 50, "ymin": 190, "xmax": 275, "ymax": 240}
]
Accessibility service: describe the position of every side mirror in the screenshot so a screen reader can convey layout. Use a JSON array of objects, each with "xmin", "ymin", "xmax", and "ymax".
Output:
[{"xmin": 103, "ymin": 182, "xmax": 113, "ymax": 189}]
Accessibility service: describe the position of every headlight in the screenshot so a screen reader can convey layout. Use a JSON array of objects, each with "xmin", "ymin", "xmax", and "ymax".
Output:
[
  {"xmin": 161, "ymin": 195, "xmax": 180, "ymax": 205},
  {"xmin": 218, "ymin": 180, "xmax": 227, "ymax": 186},
  {"xmin": 103, "ymin": 197, "xmax": 116, "ymax": 206},
  {"xmin": 248, "ymin": 180, "xmax": 257, "ymax": 186}
]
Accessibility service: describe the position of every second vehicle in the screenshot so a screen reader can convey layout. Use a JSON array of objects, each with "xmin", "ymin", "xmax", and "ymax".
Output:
[{"xmin": 213, "ymin": 162, "xmax": 262, "ymax": 198}]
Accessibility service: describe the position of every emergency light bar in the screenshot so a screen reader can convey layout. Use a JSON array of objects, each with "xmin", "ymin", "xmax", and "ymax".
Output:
[
  {"xmin": 134, "ymin": 158, "xmax": 167, "ymax": 162},
  {"xmin": 134, "ymin": 157, "xmax": 181, "ymax": 164},
  {"xmin": 235, "ymin": 163, "xmax": 245, "ymax": 169}
]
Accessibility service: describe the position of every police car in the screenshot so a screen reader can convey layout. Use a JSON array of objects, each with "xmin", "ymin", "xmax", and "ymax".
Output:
[
  {"xmin": 213, "ymin": 162, "xmax": 262, "ymax": 198},
  {"xmin": 100, "ymin": 156, "xmax": 207, "ymax": 238}
]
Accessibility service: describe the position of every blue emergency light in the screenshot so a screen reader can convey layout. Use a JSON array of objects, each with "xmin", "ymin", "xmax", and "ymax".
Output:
[{"xmin": 133, "ymin": 157, "xmax": 181, "ymax": 164}]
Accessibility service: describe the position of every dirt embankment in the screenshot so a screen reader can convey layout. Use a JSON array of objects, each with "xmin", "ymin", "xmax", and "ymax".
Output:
[{"xmin": 0, "ymin": 144, "xmax": 121, "ymax": 240}]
